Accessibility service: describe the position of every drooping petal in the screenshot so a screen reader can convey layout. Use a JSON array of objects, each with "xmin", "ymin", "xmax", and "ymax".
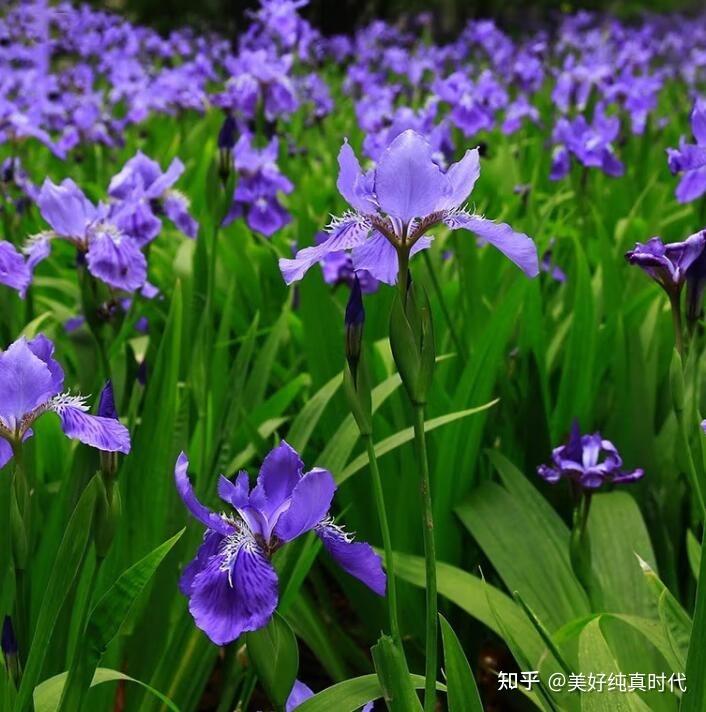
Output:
[
  {"xmin": 188, "ymin": 536, "xmax": 278, "ymax": 645},
  {"xmin": 351, "ymin": 232, "xmax": 399, "ymax": 285},
  {"xmin": 57, "ymin": 406, "xmax": 131, "ymax": 454},
  {"xmin": 38, "ymin": 179, "xmax": 96, "ymax": 239},
  {"xmin": 86, "ymin": 231, "xmax": 147, "ymax": 292},
  {"xmin": 374, "ymin": 130, "xmax": 451, "ymax": 223},
  {"xmin": 442, "ymin": 148, "xmax": 480, "ymax": 210},
  {"xmin": 174, "ymin": 452, "xmax": 233, "ymax": 536},
  {"xmin": 676, "ymin": 166, "xmax": 706, "ymax": 204},
  {"xmin": 163, "ymin": 194, "xmax": 198, "ymax": 238},
  {"xmin": 279, "ymin": 214, "xmax": 370, "ymax": 285},
  {"xmin": 179, "ymin": 529, "xmax": 224, "ymax": 596},
  {"xmin": 25, "ymin": 233, "xmax": 53, "ymax": 273},
  {"xmin": 112, "ymin": 201, "xmax": 163, "ymax": 246},
  {"xmin": 286, "ymin": 680, "xmax": 314, "ymax": 711},
  {"xmin": 316, "ymin": 521, "xmax": 386, "ymax": 596},
  {"xmin": 337, "ymin": 141, "xmax": 376, "ymax": 214},
  {"xmin": 273, "ymin": 468, "xmax": 336, "ymax": 542},
  {"xmin": 0, "ymin": 242, "xmax": 31, "ymax": 297},
  {"xmin": 445, "ymin": 212, "xmax": 539, "ymax": 277},
  {"xmin": 0, "ymin": 338, "xmax": 56, "ymax": 429},
  {"xmin": 0, "ymin": 438, "xmax": 12, "ymax": 469}
]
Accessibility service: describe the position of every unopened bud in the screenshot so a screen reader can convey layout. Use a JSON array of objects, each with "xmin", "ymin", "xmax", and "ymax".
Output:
[
  {"xmin": 345, "ymin": 277, "xmax": 364, "ymax": 383},
  {"xmin": 217, "ymin": 114, "xmax": 237, "ymax": 184},
  {"xmin": 98, "ymin": 380, "xmax": 121, "ymax": 479},
  {"xmin": 2, "ymin": 616, "xmax": 19, "ymax": 683}
]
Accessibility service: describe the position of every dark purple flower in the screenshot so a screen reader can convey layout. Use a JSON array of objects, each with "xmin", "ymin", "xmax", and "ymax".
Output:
[
  {"xmin": 667, "ymin": 100, "xmax": 706, "ymax": 203},
  {"xmin": 175, "ymin": 441, "xmax": 385, "ymax": 645},
  {"xmin": 1, "ymin": 617, "xmax": 17, "ymax": 657},
  {"xmin": 550, "ymin": 104, "xmax": 623, "ymax": 180},
  {"xmin": 0, "ymin": 335, "xmax": 131, "ymax": 469},
  {"xmin": 625, "ymin": 232, "xmax": 706, "ymax": 296},
  {"xmin": 280, "ymin": 130, "xmax": 538, "ymax": 286},
  {"xmin": 538, "ymin": 422, "xmax": 643, "ymax": 490},
  {"xmin": 109, "ymin": 151, "xmax": 198, "ymax": 242},
  {"xmin": 223, "ymin": 135, "xmax": 293, "ymax": 237}
]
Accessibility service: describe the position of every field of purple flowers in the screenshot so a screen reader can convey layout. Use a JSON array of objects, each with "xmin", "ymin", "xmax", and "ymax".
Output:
[{"xmin": 2, "ymin": 1, "xmax": 706, "ymax": 710}]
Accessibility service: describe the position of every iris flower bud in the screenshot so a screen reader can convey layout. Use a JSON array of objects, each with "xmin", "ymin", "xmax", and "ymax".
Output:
[
  {"xmin": 98, "ymin": 380, "xmax": 120, "ymax": 479},
  {"xmin": 345, "ymin": 276, "xmax": 364, "ymax": 382},
  {"xmin": 217, "ymin": 113, "xmax": 237, "ymax": 184},
  {"xmin": 2, "ymin": 616, "xmax": 19, "ymax": 683}
]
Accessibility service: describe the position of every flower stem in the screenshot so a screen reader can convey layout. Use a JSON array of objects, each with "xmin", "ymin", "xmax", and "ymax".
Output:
[
  {"xmin": 413, "ymin": 405, "xmax": 437, "ymax": 712},
  {"xmin": 422, "ymin": 251, "xmax": 466, "ymax": 360},
  {"xmin": 670, "ymin": 292, "xmax": 684, "ymax": 358},
  {"xmin": 363, "ymin": 434, "xmax": 401, "ymax": 644}
]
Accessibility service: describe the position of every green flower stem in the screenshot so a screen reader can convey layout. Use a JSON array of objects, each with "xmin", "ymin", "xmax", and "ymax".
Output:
[
  {"xmin": 10, "ymin": 445, "xmax": 29, "ymax": 665},
  {"xmin": 413, "ymin": 404, "xmax": 437, "ymax": 712},
  {"xmin": 362, "ymin": 434, "xmax": 401, "ymax": 644},
  {"xmin": 669, "ymin": 292, "xmax": 684, "ymax": 358}
]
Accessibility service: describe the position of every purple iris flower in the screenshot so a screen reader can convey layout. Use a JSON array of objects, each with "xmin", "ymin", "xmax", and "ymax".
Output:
[
  {"xmin": 0, "ymin": 334, "xmax": 131, "ymax": 469},
  {"xmin": 108, "ymin": 151, "xmax": 198, "ymax": 243},
  {"xmin": 667, "ymin": 99, "xmax": 706, "ymax": 203},
  {"xmin": 175, "ymin": 441, "xmax": 385, "ymax": 645},
  {"xmin": 30, "ymin": 179, "xmax": 147, "ymax": 293},
  {"xmin": 280, "ymin": 129, "xmax": 538, "ymax": 285},
  {"xmin": 223, "ymin": 135, "xmax": 293, "ymax": 237},
  {"xmin": 550, "ymin": 105, "xmax": 623, "ymax": 180},
  {"xmin": 625, "ymin": 232, "xmax": 706, "ymax": 297},
  {"xmin": 0, "ymin": 242, "xmax": 31, "ymax": 297},
  {"xmin": 538, "ymin": 422, "xmax": 643, "ymax": 490}
]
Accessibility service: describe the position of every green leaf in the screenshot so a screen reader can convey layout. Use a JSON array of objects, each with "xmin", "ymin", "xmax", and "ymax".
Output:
[
  {"xmin": 389, "ymin": 550, "xmax": 546, "ymax": 668},
  {"xmin": 371, "ymin": 634, "xmax": 423, "ymax": 711},
  {"xmin": 57, "ymin": 529, "xmax": 185, "ymax": 711},
  {"xmin": 296, "ymin": 674, "xmax": 441, "ymax": 712},
  {"xmin": 682, "ymin": 526, "xmax": 706, "ymax": 712},
  {"xmin": 14, "ymin": 476, "xmax": 99, "ymax": 712},
  {"xmin": 456, "ymin": 479, "xmax": 589, "ymax": 631},
  {"xmin": 287, "ymin": 372, "xmax": 340, "ymax": 452},
  {"xmin": 33, "ymin": 668, "xmax": 180, "ymax": 712},
  {"xmin": 338, "ymin": 400, "xmax": 498, "ymax": 484},
  {"xmin": 246, "ymin": 612, "xmax": 299, "ymax": 708},
  {"xmin": 439, "ymin": 615, "xmax": 483, "ymax": 712},
  {"xmin": 578, "ymin": 619, "xmax": 652, "ymax": 711}
]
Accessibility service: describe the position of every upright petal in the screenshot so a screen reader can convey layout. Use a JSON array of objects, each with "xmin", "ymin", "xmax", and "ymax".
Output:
[
  {"xmin": 442, "ymin": 148, "xmax": 480, "ymax": 209},
  {"xmin": 188, "ymin": 536, "xmax": 278, "ymax": 645},
  {"xmin": 273, "ymin": 468, "xmax": 336, "ymax": 542},
  {"xmin": 374, "ymin": 130, "xmax": 451, "ymax": 222},
  {"xmin": 26, "ymin": 334, "xmax": 64, "ymax": 394},
  {"xmin": 0, "ymin": 242, "xmax": 31, "ymax": 297},
  {"xmin": 445, "ymin": 212, "xmax": 539, "ymax": 277},
  {"xmin": 174, "ymin": 452, "xmax": 233, "ymax": 536},
  {"xmin": 337, "ymin": 141, "xmax": 375, "ymax": 214},
  {"xmin": 316, "ymin": 521, "xmax": 386, "ymax": 596},
  {"xmin": 0, "ymin": 338, "xmax": 56, "ymax": 429},
  {"xmin": 249, "ymin": 441, "xmax": 304, "ymax": 519},
  {"xmin": 145, "ymin": 157, "xmax": 185, "ymax": 199},
  {"xmin": 218, "ymin": 472, "xmax": 251, "ymax": 510},
  {"xmin": 692, "ymin": 100, "xmax": 706, "ymax": 145},
  {"xmin": 86, "ymin": 231, "xmax": 147, "ymax": 292},
  {"xmin": 38, "ymin": 179, "xmax": 95, "ymax": 239}
]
